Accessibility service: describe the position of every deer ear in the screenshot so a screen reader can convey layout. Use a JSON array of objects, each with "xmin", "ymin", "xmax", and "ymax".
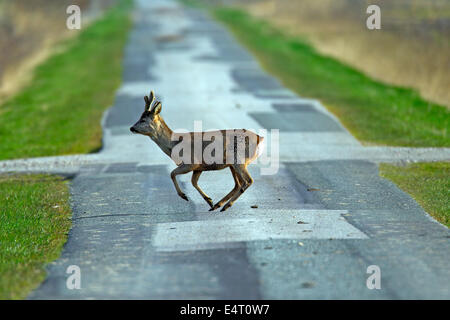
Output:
[{"xmin": 152, "ymin": 101, "xmax": 162, "ymax": 115}]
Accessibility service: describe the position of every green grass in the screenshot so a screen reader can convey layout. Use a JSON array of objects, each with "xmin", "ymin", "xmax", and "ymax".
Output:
[
  {"xmin": 380, "ymin": 162, "xmax": 450, "ymax": 227},
  {"xmin": 0, "ymin": 0, "xmax": 132, "ymax": 160},
  {"xmin": 212, "ymin": 8, "xmax": 449, "ymax": 147},
  {"xmin": 0, "ymin": 174, "xmax": 71, "ymax": 299}
]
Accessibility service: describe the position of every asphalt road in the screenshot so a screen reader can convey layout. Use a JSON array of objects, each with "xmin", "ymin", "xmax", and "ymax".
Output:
[{"xmin": 29, "ymin": 0, "xmax": 449, "ymax": 299}]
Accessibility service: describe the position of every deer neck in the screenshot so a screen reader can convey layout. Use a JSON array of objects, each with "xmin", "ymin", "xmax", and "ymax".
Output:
[{"xmin": 150, "ymin": 119, "xmax": 175, "ymax": 157}]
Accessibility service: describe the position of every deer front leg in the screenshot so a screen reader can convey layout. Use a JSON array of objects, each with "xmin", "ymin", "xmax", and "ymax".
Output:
[
  {"xmin": 191, "ymin": 170, "xmax": 214, "ymax": 209},
  {"xmin": 210, "ymin": 166, "xmax": 241, "ymax": 211},
  {"xmin": 170, "ymin": 164, "xmax": 195, "ymax": 201},
  {"xmin": 221, "ymin": 165, "xmax": 253, "ymax": 212}
]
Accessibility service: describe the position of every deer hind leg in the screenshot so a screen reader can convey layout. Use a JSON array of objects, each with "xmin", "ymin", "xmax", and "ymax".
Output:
[
  {"xmin": 220, "ymin": 164, "xmax": 253, "ymax": 212},
  {"xmin": 170, "ymin": 164, "xmax": 195, "ymax": 201},
  {"xmin": 191, "ymin": 170, "xmax": 214, "ymax": 209},
  {"xmin": 209, "ymin": 166, "xmax": 242, "ymax": 211}
]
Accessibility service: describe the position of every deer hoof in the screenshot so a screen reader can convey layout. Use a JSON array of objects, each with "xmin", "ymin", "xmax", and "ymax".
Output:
[
  {"xmin": 209, "ymin": 203, "xmax": 221, "ymax": 211},
  {"xmin": 220, "ymin": 204, "xmax": 231, "ymax": 212},
  {"xmin": 205, "ymin": 197, "xmax": 213, "ymax": 207},
  {"xmin": 179, "ymin": 193, "xmax": 188, "ymax": 201}
]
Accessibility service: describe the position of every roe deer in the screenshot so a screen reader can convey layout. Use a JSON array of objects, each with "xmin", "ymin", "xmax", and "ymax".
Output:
[{"xmin": 130, "ymin": 90, "xmax": 264, "ymax": 212}]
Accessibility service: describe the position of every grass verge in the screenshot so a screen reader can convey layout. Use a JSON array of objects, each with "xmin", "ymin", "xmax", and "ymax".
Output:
[
  {"xmin": 212, "ymin": 8, "xmax": 449, "ymax": 147},
  {"xmin": 0, "ymin": 174, "xmax": 71, "ymax": 299},
  {"xmin": 0, "ymin": 0, "xmax": 132, "ymax": 160},
  {"xmin": 0, "ymin": 0, "xmax": 132, "ymax": 299},
  {"xmin": 380, "ymin": 162, "xmax": 450, "ymax": 227}
]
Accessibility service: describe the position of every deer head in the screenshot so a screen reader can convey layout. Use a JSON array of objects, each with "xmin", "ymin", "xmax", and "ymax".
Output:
[{"xmin": 130, "ymin": 90, "xmax": 163, "ymax": 137}]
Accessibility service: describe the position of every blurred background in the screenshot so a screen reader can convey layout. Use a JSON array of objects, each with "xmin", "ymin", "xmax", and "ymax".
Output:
[
  {"xmin": 1, "ymin": 0, "xmax": 448, "ymax": 107},
  {"xmin": 0, "ymin": 0, "xmax": 114, "ymax": 102},
  {"xmin": 224, "ymin": 0, "xmax": 450, "ymax": 108}
]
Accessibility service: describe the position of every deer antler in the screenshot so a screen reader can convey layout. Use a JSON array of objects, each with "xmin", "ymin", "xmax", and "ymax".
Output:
[{"xmin": 144, "ymin": 90, "xmax": 156, "ymax": 111}]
